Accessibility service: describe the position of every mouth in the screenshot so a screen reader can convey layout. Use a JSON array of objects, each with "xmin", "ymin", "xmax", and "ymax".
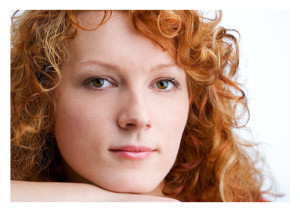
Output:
[{"xmin": 109, "ymin": 145, "xmax": 155, "ymax": 160}]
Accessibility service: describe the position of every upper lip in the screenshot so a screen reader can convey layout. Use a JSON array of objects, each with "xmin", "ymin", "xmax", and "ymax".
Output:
[{"xmin": 109, "ymin": 145, "xmax": 155, "ymax": 152}]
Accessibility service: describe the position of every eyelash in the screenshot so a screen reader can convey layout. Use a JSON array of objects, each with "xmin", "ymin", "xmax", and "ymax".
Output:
[
  {"xmin": 84, "ymin": 77, "xmax": 180, "ymax": 92},
  {"xmin": 152, "ymin": 77, "xmax": 180, "ymax": 92},
  {"xmin": 85, "ymin": 77, "xmax": 116, "ymax": 89}
]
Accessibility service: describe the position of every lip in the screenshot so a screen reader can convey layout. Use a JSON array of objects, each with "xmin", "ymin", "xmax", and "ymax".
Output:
[{"xmin": 109, "ymin": 145, "xmax": 155, "ymax": 160}]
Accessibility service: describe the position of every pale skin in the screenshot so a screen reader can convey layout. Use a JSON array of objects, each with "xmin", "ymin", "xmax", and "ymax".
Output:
[
  {"xmin": 11, "ymin": 181, "xmax": 178, "ymax": 202},
  {"xmin": 11, "ymin": 11, "xmax": 189, "ymax": 202}
]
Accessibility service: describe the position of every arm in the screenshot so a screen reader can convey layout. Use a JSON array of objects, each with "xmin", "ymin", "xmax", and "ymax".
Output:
[{"xmin": 11, "ymin": 181, "xmax": 179, "ymax": 202}]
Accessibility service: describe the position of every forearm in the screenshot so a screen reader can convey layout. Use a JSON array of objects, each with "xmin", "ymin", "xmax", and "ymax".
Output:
[
  {"xmin": 11, "ymin": 181, "xmax": 179, "ymax": 202},
  {"xmin": 11, "ymin": 180, "xmax": 113, "ymax": 202}
]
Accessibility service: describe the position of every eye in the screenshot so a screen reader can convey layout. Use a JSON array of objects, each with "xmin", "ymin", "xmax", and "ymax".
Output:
[
  {"xmin": 153, "ymin": 78, "xmax": 179, "ymax": 91},
  {"xmin": 87, "ymin": 78, "xmax": 113, "ymax": 89},
  {"xmin": 156, "ymin": 80, "xmax": 173, "ymax": 90}
]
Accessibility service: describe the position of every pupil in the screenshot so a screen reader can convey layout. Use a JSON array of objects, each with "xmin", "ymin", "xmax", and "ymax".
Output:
[
  {"xmin": 158, "ymin": 81, "xmax": 168, "ymax": 89},
  {"xmin": 93, "ymin": 79, "xmax": 104, "ymax": 87}
]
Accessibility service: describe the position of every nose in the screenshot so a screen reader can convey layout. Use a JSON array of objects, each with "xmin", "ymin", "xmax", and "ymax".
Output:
[{"xmin": 118, "ymin": 90, "xmax": 151, "ymax": 131}]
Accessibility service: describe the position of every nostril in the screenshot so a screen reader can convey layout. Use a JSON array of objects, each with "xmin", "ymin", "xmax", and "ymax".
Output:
[
  {"xmin": 126, "ymin": 123, "xmax": 135, "ymax": 128},
  {"xmin": 122, "ymin": 122, "xmax": 151, "ymax": 130},
  {"xmin": 118, "ymin": 114, "xmax": 151, "ymax": 130}
]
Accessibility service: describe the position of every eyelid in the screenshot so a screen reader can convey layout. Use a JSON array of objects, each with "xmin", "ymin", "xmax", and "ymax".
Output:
[
  {"xmin": 84, "ymin": 77, "xmax": 116, "ymax": 90},
  {"xmin": 151, "ymin": 77, "xmax": 181, "ymax": 92},
  {"xmin": 83, "ymin": 76, "xmax": 181, "ymax": 92}
]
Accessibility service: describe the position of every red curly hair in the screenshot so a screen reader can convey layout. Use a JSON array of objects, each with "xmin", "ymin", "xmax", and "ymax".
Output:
[{"xmin": 11, "ymin": 10, "xmax": 269, "ymax": 201}]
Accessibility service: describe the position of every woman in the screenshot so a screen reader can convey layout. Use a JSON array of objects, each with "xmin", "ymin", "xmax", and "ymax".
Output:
[{"xmin": 11, "ymin": 10, "xmax": 270, "ymax": 201}]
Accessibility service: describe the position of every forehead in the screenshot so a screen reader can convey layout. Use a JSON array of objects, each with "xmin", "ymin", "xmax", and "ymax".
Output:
[
  {"xmin": 77, "ymin": 10, "xmax": 121, "ymax": 29},
  {"xmin": 66, "ymin": 11, "xmax": 175, "ymax": 69}
]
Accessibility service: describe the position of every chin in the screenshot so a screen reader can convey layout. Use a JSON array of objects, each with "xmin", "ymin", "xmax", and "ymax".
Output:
[{"xmin": 93, "ymin": 177, "xmax": 162, "ymax": 195}]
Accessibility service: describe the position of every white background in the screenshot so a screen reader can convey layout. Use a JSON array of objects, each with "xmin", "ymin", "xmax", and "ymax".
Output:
[
  {"xmin": 6, "ymin": 9, "xmax": 291, "ymax": 202},
  {"xmin": 3, "ymin": 2, "xmax": 298, "ymax": 209},
  {"xmin": 221, "ymin": 10, "xmax": 290, "ymax": 201}
]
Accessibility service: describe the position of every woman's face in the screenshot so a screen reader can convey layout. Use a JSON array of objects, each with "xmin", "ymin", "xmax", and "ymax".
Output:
[{"xmin": 54, "ymin": 11, "xmax": 189, "ymax": 195}]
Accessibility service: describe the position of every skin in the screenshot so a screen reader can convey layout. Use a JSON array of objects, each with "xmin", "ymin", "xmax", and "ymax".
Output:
[
  {"xmin": 54, "ymin": 11, "xmax": 189, "ymax": 197},
  {"xmin": 10, "ymin": 181, "xmax": 179, "ymax": 202}
]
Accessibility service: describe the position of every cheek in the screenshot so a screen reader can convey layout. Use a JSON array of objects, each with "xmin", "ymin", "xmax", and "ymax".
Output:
[
  {"xmin": 54, "ymin": 93, "xmax": 114, "ymax": 160},
  {"xmin": 55, "ymin": 88, "xmax": 115, "ymax": 133},
  {"xmin": 153, "ymin": 94, "xmax": 189, "ymax": 159},
  {"xmin": 155, "ymin": 93, "xmax": 189, "ymax": 134},
  {"xmin": 55, "ymin": 99, "xmax": 92, "ymax": 141}
]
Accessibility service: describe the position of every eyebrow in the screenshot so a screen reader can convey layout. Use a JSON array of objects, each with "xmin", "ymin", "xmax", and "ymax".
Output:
[
  {"xmin": 78, "ymin": 60, "xmax": 121, "ymax": 72},
  {"xmin": 150, "ymin": 63, "xmax": 179, "ymax": 73},
  {"xmin": 78, "ymin": 60, "xmax": 179, "ymax": 73}
]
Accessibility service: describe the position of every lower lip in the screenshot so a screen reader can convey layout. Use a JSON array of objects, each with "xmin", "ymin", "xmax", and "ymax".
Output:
[{"xmin": 110, "ymin": 151, "xmax": 153, "ymax": 160}]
